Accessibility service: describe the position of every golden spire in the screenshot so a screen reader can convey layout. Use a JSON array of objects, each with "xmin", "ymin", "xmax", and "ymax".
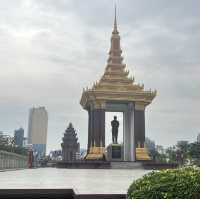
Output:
[
  {"xmin": 107, "ymin": 4, "xmax": 123, "ymax": 65},
  {"xmin": 113, "ymin": 3, "xmax": 118, "ymax": 34}
]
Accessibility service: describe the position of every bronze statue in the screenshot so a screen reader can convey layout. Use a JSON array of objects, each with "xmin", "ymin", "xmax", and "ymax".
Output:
[{"xmin": 111, "ymin": 116, "xmax": 119, "ymax": 144}]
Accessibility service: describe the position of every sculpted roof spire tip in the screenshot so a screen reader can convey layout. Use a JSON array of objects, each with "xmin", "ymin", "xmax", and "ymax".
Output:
[
  {"xmin": 113, "ymin": 3, "xmax": 118, "ymax": 34},
  {"xmin": 107, "ymin": 4, "xmax": 122, "ymax": 65}
]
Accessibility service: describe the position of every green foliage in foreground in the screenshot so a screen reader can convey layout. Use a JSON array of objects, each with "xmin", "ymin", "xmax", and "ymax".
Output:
[{"xmin": 127, "ymin": 167, "xmax": 200, "ymax": 199}]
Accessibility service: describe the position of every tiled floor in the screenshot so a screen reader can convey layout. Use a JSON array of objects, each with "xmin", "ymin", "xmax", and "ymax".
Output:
[{"xmin": 0, "ymin": 168, "xmax": 149, "ymax": 194}]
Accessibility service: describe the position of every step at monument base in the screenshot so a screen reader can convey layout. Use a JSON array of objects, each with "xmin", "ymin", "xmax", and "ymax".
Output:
[{"xmin": 111, "ymin": 161, "xmax": 143, "ymax": 169}]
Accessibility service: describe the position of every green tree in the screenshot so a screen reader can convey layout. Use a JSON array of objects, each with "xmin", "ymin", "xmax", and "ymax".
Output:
[
  {"xmin": 188, "ymin": 142, "xmax": 200, "ymax": 166},
  {"xmin": 145, "ymin": 137, "xmax": 156, "ymax": 160},
  {"xmin": 166, "ymin": 146, "xmax": 177, "ymax": 163},
  {"xmin": 176, "ymin": 141, "xmax": 189, "ymax": 165},
  {"xmin": 145, "ymin": 138, "xmax": 167, "ymax": 163},
  {"xmin": 0, "ymin": 132, "xmax": 27, "ymax": 156},
  {"xmin": 177, "ymin": 141, "xmax": 189, "ymax": 153},
  {"xmin": 0, "ymin": 132, "xmax": 8, "ymax": 146}
]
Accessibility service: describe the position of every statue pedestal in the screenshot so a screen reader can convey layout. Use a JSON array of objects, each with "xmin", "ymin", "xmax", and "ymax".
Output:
[{"xmin": 106, "ymin": 144, "xmax": 123, "ymax": 161}]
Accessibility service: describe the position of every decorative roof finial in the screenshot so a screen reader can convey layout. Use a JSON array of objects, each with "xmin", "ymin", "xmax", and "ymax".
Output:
[{"xmin": 113, "ymin": 3, "xmax": 118, "ymax": 34}]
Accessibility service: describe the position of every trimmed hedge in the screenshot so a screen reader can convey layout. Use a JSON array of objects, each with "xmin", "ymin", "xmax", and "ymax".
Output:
[{"xmin": 127, "ymin": 167, "xmax": 200, "ymax": 199}]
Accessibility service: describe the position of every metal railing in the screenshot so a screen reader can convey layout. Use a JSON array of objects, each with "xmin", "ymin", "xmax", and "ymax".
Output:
[{"xmin": 0, "ymin": 150, "xmax": 28, "ymax": 170}]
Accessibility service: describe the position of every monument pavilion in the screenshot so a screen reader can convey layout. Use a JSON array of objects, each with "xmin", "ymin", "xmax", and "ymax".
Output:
[{"xmin": 80, "ymin": 9, "xmax": 156, "ymax": 161}]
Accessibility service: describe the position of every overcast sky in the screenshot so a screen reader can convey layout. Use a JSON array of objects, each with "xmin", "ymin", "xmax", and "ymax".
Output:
[{"xmin": 0, "ymin": 0, "xmax": 200, "ymax": 153}]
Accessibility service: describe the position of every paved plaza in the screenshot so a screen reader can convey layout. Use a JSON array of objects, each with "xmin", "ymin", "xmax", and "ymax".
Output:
[{"xmin": 0, "ymin": 168, "xmax": 149, "ymax": 194}]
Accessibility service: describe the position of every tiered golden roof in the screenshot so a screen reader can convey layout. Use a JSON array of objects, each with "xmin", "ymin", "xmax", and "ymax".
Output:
[{"xmin": 80, "ymin": 7, "xmax": 156, "ymax": 109}]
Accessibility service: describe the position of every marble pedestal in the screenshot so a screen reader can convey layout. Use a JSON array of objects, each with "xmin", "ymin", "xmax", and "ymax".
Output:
[{"xmin": 106, "ymin": 144, "xmax": 124, "ymax": 161}]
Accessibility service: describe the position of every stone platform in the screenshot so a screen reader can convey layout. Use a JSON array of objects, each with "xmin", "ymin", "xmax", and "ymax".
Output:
[
  {"xmin": 0, "ymin": 168, "xmax": 150, "ymax": 198},
  {"xmin": 0, "ymin": 189, "xmax": 125, "ymax": 199},
  {"xmin": 57, "ymin": 160, "xmax": 110, "ymax": 169},
  {"xmin": 56, "ymin": 160, "xmax": 145, "ymax": 169},
  {"xmin": 56, "ymin": 160, "xmax": 178, "ymax": 170},
  {"xmin": 142, "ymin": 162, "xmax": 178, "ymax": 170}
]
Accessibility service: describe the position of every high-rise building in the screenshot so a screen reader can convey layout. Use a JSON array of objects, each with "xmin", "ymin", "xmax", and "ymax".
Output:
[
  {"xmin": 28, "ymin": 107, "xmax": 48, "ymax": 157},
  {"xmin": 14, "ymin": 127, "xmax": 24, "ymax": 147}
]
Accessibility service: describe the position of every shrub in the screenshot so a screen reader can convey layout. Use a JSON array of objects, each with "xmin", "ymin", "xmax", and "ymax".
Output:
[{"xmin": 127, "ymin": 167, "xmax": 200, "ymax": 199}]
